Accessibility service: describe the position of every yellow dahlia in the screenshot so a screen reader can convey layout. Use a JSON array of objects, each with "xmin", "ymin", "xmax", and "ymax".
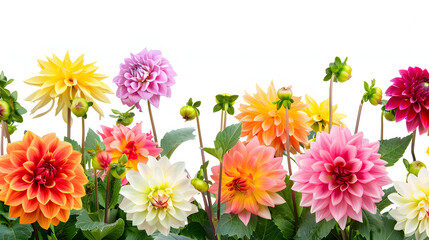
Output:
[
  {"xmin": 303, "ymin": 94, "xmax": 347, "ymax": 132},
  {"xmin": 25, "ymin": 52, "xmax": 113, "ymax": 122},
  {"xmin": 236, "ymin": 81, "xmax": 311, "ymax": 156}
]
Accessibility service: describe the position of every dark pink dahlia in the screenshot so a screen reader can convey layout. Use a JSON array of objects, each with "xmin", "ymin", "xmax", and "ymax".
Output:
[
  {"xmin": 385, "ymin": 67, "xmax": 429, "ymax": 134},
  {"xmin": 113, "ymin": 48, "xmax": 176, "ymax": 110}
]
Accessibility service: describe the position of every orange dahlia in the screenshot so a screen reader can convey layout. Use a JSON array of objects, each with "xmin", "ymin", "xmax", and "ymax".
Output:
[
  {"xmin": 236, "ymin": 81, "xmax": 311, "ymax": 156},
  {"xmin": 209, "ymin": 137, "xmax": 287, "ymax": 225},
  {"xmin": 0, "ymin": 131, "xmax": 88, "ymax": 229}
]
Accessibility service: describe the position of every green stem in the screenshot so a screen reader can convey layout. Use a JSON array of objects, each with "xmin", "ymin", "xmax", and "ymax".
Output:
[
  {"xmin": 380, "ymin": 111, "xmax": 384, "ymax": 141},
  {"xmin": 94, "ymin": 169, "xmax": 99, "ymax": 211},
  {"xmin": 411, "ymin": 130, "xmax": 417, "ymax": 162},
  {"xmin": 286, "ymin": 108, "xmax": 299, "ymax": 229},
  {"xmin": 67, "ymin": 108, "xmax": 71, "ymax": 139},
  {"xmin": 104, "ymin": 171, "xmax": 111, "ymax": 223},
  {"xmin": 354, "ymin": 102, "xmax": 363, "ymax": 134},
  {"xmin": 32, "ymin": 223, "xmax": 39, "ymax": 240},
  {"xmin": 341, "ymin": 229, "xmax": 349, "ymax": 240},
  {"xmin": 81, "ymin": 118, "xmax": 86, "ymax": 171},
  {"xmin": 147, "ymin": 101, "xmax": 158, "ymax": 144},
  {"xmin": 329, "ymin": 74, "xmax": 335, "ymax": 132}
]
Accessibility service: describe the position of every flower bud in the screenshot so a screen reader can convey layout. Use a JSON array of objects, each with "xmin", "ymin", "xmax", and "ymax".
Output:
[
  {"xmin": 337, "ymin": 65, "xmax": 352, "ymax": 83},
  {"xmin": 191, "ymin": 178, "xmax": 209, "ymax": 192},
  {"xmin": 408, "ymin": 161, "xmax": 426, "ymax": 176},
  {"xmin": 383, "ymin": 110, "xmax": 395, "ymax": 121},
  {"xmin": 277, "ymin": 86, "xmax": 293, "ymax": 101},
  {"xmin": 92, "ymin": 151, "xmax": 111, "ymax": 170},
  {"xmin": 180, "ymin": 106, "xmax": 197, "ymax": 121},
  {"xmin": 0, "ymin": 100, "xmax": 11, "ymax": 121},
  {"xmin": 116, "ymin": 117, "xmax": 134, "ymax": 126},
  {"xmin": 216, "ymin": 93, "xmax": 235, "ymax": 105},
  {"xmin": 70, "ymin": 97, "xmax": 89, "ymax": 117},
  {"xmin": 369, "ymin": 87, "xmax": 383, "ymax": 106}
]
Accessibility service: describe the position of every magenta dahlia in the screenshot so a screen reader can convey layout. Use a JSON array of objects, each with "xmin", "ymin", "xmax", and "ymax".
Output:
[
  {"xmin": 113, "ymin": 48, "xmax": 176, "ymax": 110},
  {"xmin": 290, "ymin": 126, "xmax": 391, "ymax": 229},
  {"xmin": 385, "ymin": 66, "xmax": 429, "ymax": 134}
]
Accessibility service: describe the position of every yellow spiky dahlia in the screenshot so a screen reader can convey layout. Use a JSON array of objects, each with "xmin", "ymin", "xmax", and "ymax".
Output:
[
  {"xmin": 303, "ymin": 94, "xmax": 347, "ymax": 132},
  {"xmin": 25, "ymin": 52, "xmax": 113, "ymax": 122}
]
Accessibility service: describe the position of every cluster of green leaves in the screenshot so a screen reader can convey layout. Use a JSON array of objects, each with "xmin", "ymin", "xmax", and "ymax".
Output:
[
  {"xmin": 185, "ymin": 98, "xmax": 201, "ymax": 115},
  {"xmin": 213, "ymin": 94, "xmax": 238, "ymax": 115},
  {"xmin": 0, "ymin": 71, "xmax": 27, "ymax": 133},
  {"xmin": 323, "ymin": 56, "xmax": 350, "ymax": 82},
  {"xmin": 362, "ymin": 79, "xmax": 376, "ymax": 102},
  {"xmin": 110, "ymin": 106, "xmax": 136, "ymax": 126},
  {"xmin": 0, "ymin": 201, "xmax": 33, "ymax": 240},
  {"xmin": 202, "ymin": 122, "xmax": 242, "ymax": 162}
]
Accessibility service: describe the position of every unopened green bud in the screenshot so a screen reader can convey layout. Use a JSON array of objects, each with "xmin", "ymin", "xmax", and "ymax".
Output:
[
  {"xmin": 408, "ymin": 161, "xmax": 426, "ymax": 176},
  {"xmin": 0, "ymin": 100, "xmax": 11, "ymax": 121},
  {"xmin": 191, "ymin": 178, "xmax": 209, "ymax": 192},
  {"xmin": 369, "ymin": 87, "xmax": 383, "ymax": 106},
  {"xmin": 384, "ymin": 110, "xmax": 395, "ymax": 121},
  {"xmin": 117, "ymin": 117, "xmax": 134, "ymax": 126},
  {"xmin": 111, "ymin": 166, "xmax": 127, "ymax": 179},
  {"xmin": 70, "ymin": 97, "xmax": 89, "ymax": 117},
  {"xmin": 216, "ymin": 93, "xmax": 235, "ymax": 105},
  {"xmin": 337, "ymin": 65, "xmax": 352, "ymax": 83},
  {"xmin": 277, "ymin": 86, "xmax": 293, "ymax": 101},
  {"xmin": 180, "ymin": 106, "xmax": 197, "ymax": 121}
]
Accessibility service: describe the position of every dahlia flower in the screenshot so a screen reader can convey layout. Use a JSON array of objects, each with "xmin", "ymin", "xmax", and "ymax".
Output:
[
  {"xmin": 389, "ymin": 168, "xmax": 429, "ymax": 240},
  {"xmin": 385, "ymin": 67, "xmax": 429, "ymax": 134},
  {"xmin": 113, "ymin": 48, "xmax": 176, "ymax": 110},
  {"xmin": 291, "ymin": 126, "xmax": 391, "ymax": 229},
  {"xmin": 98, "ymin": 122, "xmax": 162, "ymax": 172},
  {"xmin": 0, "ymin": 131, "xmax": 88, "ymax": 229},
  {"xmin": 25, "ymin": 52, "xmax": 113, "ymax": 122},
  {"xmin": 236, "ymin": 81, "xmax": 311, "ymax": 156},
  {"xmin": 303, "ymin": 94, "xmax": 347, "ymax": 132},
  {"xmin": 209, "ymin": 137, "xmax": 287, "ymax": 225},
  {"xmin": 119, "ymin": 156, "xmax": 198, "ymax": 235}
]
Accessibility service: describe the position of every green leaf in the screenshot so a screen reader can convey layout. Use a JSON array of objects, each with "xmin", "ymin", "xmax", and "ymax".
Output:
[
  {"xmin": 121, "ymin": 226, "xmax": 151, "ymax": 240},
  {"xmin": 187, "ymin": 98, "xmax": 193, "ymax": 106},
  {"xmin": 53, "ymin": 213, "xmax": 79, "ymax": 240},
  {"xmin": 213, "ymin": 104, "xmax": 222, "ymax": 112},
  {"xmin": 160, "ymin": 128, "xmax": 196, "ymax": 158},
  {"xmin": 111, "ymin": 109, "xmax": 121, "ymax": 114},
  {"xmin": 10, "ymin": 91, "xmax": 17, "ymax": 101},
  {"xmin": 294, "ymin": 208, "xmax": 336, "ymax": 240},
  {"xmin": 216, "ymin": 214, "xmax": 257, "ymax": 239},
  {"xmin": 0, "ymin": 222, "xmax": 33, "ymax": 240},
  {"xmin": 17, "ymin": 106, "xmax": 27, "ymax": 115},
  {"xmin": 351, "ymin": 210, "xmax": 383, "ymax": 240},
  {"xmin": 85, "ymin": 128, "xmax": 102, "ymax": 153},
  {"xmin": 226, "ymin": 106, "xmax": 234, "ymax": 115},
  {"xmin": 179, "ymin": 222, "xmax": 207, "ymax": 240},
  {"xmin": 215, "ymin": 122, "xmax": 242, "ymax": 158},
  {"xmin": 64, "ymin": 137, "xmax": 82, "ymax": 152},
  {"xmin": 252, "ymin": 217, "xmax": 283, "ymax": 240},
  {"xmin": 98, "ymin": 173, "xmax": 122, "ymax": 209},
  {"xmin": 201, "ymin": 147, "xmax": 221, "ymax": 161},
  {"xmin": 376, "ymin": 187, "xmax": 396, "ymax": 212},
  {"xmin": 193, "ymin": 101, "xmax": 201, "ymax": 108},
  {"xmin": 76, "ymin": 210, "xmax": 125, "ymax": 240},
  {"xmin": 364, "ymin": 81, "xmax": 369, "ymax": 91},
  {"xmin": 378, "ymin": 134, "xmax": 413, "ymax": 167}
]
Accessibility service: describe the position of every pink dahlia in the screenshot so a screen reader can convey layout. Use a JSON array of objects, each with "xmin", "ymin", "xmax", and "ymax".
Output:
[
  {"xmin": 290, "ymin": 126, "xmax": 391, "ymax": 229},
  {"xmin": 97, "ymin": 122, "xmax": 162, "ymax": 172},
  {"xmin": 385, "ymin": 67, "xmax": 429, "ymax": 134},
  {"xmin": 113, "ymin": 48, "xmax": 176, "ymax": 110}
]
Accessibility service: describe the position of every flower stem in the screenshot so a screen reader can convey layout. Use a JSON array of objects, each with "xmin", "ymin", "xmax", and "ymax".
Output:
[
  {"xmin": 354, "ymin": 102, "xmax": 363, "ymax": 134},
  {"xmin": 196, "ymin": 115, "xmax": 215, "ymax": 219},
  {"xmin": 380, "ymin": 111, "xmax": 384, "ymax": 141},
  {"xmin": 94, "ymin": 169, "xmax": 99, "ymax": 211},
  {"xmin": 67, "ymin": 108, "xmax": 71, "ymax": 139},
  {"xmin": 1, "ymin": 122, "xmax": 4, "ymax": 156},
  {"xmin": 2, "ymin": 121, "xmax": 10, "ymax": 144},
  {"xmin": 147, "ymin": 101, "xmax": 158, "ymax": 144},
  {"xmin": 329, "ymin": 74, "xmax": 335, "ymax": 133},
  {"xmin": 341, "ymin": 229, "xmax": 349, "ymax": 240},
  {"xmin": 411, "ymin": 130, "xmax": 417, "ymax": 162},
  {"xmin": 286, "ymin": 108, "xmax": 299, "ymax": 229},
  {"xmin": 32, "ymin": 223, "xmax": 39, "ymax": 240},
  {"xmin": 217, "ymin": 110, "xmax": 226, "ymax": 221},
  {"xmin": 81, "ymin": 118, "xmax": 86, "ymax": 171},
  {"xmin": 104, "ymin": 170, "xmax": 111, "ymax": 223}
]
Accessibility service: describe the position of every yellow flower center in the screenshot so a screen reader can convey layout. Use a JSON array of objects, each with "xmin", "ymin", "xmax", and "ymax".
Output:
[{"xmin": 148, "ymin": 189, "xmax": 172, "ymax": 209}]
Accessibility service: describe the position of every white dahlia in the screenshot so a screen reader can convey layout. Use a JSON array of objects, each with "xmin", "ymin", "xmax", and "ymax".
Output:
[
  {"xmin": 389, "ymin": 168, "xmax": 429, "ymax": 240},
  {"xmin": 119, "ymin": 156, "xmax": 198, "ymax": 236}
]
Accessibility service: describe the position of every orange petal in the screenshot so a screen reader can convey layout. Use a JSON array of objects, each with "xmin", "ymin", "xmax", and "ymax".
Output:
[
  {"xmin": 55, "ymin": 179, "xmax": 74, "ymax": 193},
  {"xmin": 36, "ymin": 186, "xmax": 51, "ymax": 205},
  {"xmin": 5, "ymin": 189, "xmax": 26, "ymax": 206},
  {"xmin": 6, "ymin": 141, "xmax": 26, "ymax": 154},
  {"xmin": 37, "ymin": 214, "xmax": 52, "ymax": 229},
  {"xmin": 23, "ymin": 131, "xmax": 37, "ymax": 148},
  {"xmin": 27, "ymin": 147, "xmax": 42, "ymax": 163},
  {"xmin": 27, "ymin": 183, "xmax": 39, "ymax": 199},
  {"xmin": 20, "ymin": 210, "xmax": 39, "ymax": 224},
  {"xmin": 30, "ymin": 136, "xmax": 48, "ymax": 157},
  {"xmin": 8, "ymin": 205, "xmax": 23, "ymax": 218},
  {"xmin": 10, "ymin": 150, "xmax": 28, "ymax": 168},
  {"xmin": 50, "ymin": 189, "xmax": 66, "ymax": 206},
  {"xmin": 22, "ymin": 197, "xmax": 39, "ymax": 212},
  {"xmin": 56, "ymin": 209, "xmax": 70, "ymax": 222},
  {"xmin": 0, "ymin": 155, "xmax": 14, "ymax": 173},
  {"xmin": 10, "ymin": 176, "xmax": 31, "ymax": 191},
  {"xmin": 40, "ymin": 201, "xmax": 61, "ymax": 219},
  {"xmin": 73, "ymin": 197, "xmax": 82, "ymax": 209},
  {"xmin": 51, "ymin": 217, "xmax": 60, "ymax": 226}
]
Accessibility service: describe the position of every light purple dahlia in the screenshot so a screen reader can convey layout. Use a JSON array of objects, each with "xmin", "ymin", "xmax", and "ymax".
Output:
[{"xmin": 114, "ymin": 49, "xmax": 176, "ymax": 110}]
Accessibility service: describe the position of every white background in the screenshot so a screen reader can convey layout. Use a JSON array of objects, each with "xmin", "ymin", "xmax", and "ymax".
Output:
[{"xmin": 0, "ymin": 0, "xmax": 428, "ymax": 184}]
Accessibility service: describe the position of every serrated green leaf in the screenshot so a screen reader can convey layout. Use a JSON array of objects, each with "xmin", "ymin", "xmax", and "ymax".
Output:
[
  {"xmin": 252, "ymin": 217, "xmax": 283, "ymax": 240},
  {"xmin": 64, "ymin": 137, "xmax": 82, "ymax": 152},
  {"xmin": 0, "ymin": 222, "xmax": 33, "ymax": 240},
  {"xmin": 179, "ymin": 222, "xmax": 206, "ymax": 240},
  {"xmin": 294, "ymin": 208, "xmax": 336, "ymax": 240},
  {"xmin": 160, "ymin": 128, "xmax": 196, "ymax": 158},
  {"xmin": 376, "ymin": 187, "xmax": 396, "ymax": 212},
  {"xmin": 152, "ymin": 233, "xmax": 193, "ymax": 240},
  {"xmin": 215, "ymin": 122, "xmax": 242, "ymax": 158},
  {"xmin": 379, "ymin": 134, "xmax": 413, "ymax": 167},
  {"xmin": 351, "ymin": 210, "xmax": 383, "ymax": 240},
  {"xmin": 216, "ymin": 214, "xmax": 257, "ymax": 239},
  {"xmin": 76, "ymin": 210, "xmax": 125, "ymax": 240},
  {"xmin": 121, "ymin": 226, "xmax": 151, "ymax": 240},
  {"xmin": 53, "ymin": 214, "xmax": 78, "ymax": 240},
  {"xmin": 85, "ymin": 128, "xmax": 102, "ymax": 153}
]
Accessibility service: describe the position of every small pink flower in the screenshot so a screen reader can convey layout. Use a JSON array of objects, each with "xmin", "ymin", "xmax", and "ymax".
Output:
[
  {"xmin": 113, "ymin": 48, "xmax": 176, "ymax": 110},
  {"xmin": 291, "ymin": 126, "xmax": 391, "ymax": 229}
]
